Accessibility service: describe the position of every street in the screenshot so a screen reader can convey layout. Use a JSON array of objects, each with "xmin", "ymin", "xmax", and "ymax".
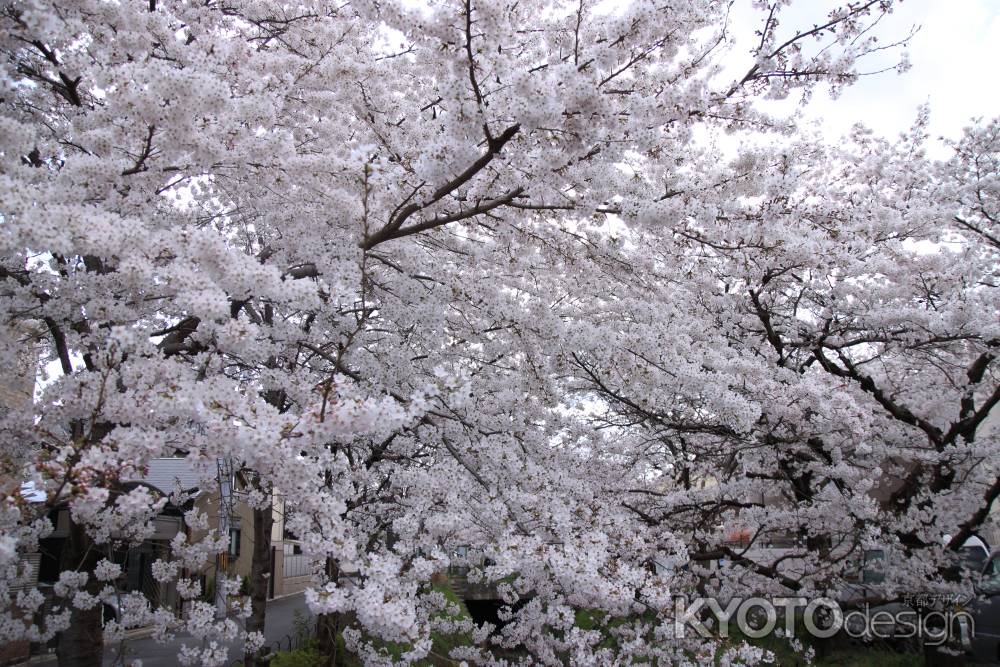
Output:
[{"xmin": 34, "ymin": 593, "xmax": 312, "ymax": 667}]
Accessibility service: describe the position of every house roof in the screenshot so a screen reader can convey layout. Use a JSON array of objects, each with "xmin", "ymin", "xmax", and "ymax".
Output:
[
  {"xmin": 20, "ymin": 458, "xmax": 209, "ymax": 504},
  {"xmin": 135, "ymin": 458, "xmax": 204, "ymax": 496}
]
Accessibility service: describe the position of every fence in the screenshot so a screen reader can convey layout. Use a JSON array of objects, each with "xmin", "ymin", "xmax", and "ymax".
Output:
[
  {"xmin": 229, "ymin": 629, "xmax": 312, "ymax": 666},
  {"xmin": 283, "ymin": 553, "xmax": 310, "ymax": 578}
]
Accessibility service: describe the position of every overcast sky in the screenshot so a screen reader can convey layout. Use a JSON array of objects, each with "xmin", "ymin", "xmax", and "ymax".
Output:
[{"xmin": 739, "ymin": 0, "xmax": 1000, "ymax": 156}]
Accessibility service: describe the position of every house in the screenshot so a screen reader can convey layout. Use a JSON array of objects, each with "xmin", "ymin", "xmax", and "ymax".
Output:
[
  {"xmin": 126, "ymin": 458, "xmax": 312, "ymax": 606},
  {"xmin": 9, "ymin": 457, "xmax": 313, "ymax": 662},
  {"xmin": 173, "ymin": 460, "xmax": 311, "ymax": 601}
]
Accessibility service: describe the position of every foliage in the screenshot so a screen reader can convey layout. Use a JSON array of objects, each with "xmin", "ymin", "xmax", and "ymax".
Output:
[
  {"xmin": 721, "ymin": 625, "xmax": 925, "ymax": 667},
  {"xmin": 292, "ymin": 609, "xmax": 317, "ymax": 651},
  {"xmin": 270, "ymin": 647, "xmax": 325, "ymax": 667},
  {"xmin": 338, "ymin": 579, "xmax": 474, "ymax": 664}
]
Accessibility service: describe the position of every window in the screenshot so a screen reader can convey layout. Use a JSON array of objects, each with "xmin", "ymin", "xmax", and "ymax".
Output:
[
  {"xmin": 862, "ymin": 549, "xmax": 886, "ymax": 584},
  {"xmin": 228, "ymin": 527, "xmax": 241, "ymax": 558}
]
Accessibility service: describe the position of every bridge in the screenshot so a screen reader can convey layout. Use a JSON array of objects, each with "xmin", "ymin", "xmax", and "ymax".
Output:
[{"xmin": 445, "ymin": 565, "xmax": 502, "ymax": 601}]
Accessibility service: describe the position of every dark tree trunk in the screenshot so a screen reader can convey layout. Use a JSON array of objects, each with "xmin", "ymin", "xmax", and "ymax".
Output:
[
  {"xmin": 56, "ymin": 521, "xmax": 102, "ymax": 667},
  {"xmin": 243, "ymin": 500, "xmax": 273, "ymax": 667},
  {"xmin": 316, "ymin": 558, "xmax": 346, "ymax": 667},
  {"xmin": 316, "ymin": 611, "xmax": 346, "ymax": 667}
]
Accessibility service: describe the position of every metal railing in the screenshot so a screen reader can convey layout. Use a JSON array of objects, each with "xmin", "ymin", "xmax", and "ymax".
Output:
[
  {"xmin": 282, "ymin": 553, "xmax": 310, "ymax": 578},
  {"xmin": 229, "ymin": 627, "xmax": 312, "ymax": 666}
]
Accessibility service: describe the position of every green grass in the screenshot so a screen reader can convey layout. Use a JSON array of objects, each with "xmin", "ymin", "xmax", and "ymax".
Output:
[
  {"xmin": 720, "ymin": 625, "xmax": 925, "ymax": 667},
  {"xmin": 270, "ymin": 647, "xmax": 325, "ymax": 667},
  {"xmin": 291, "ymin": 578, "xmax": 474, "ymax": 666},
  {"xmin": 427, "ymin": 581, "xmax": 474, "ymax": 662},
  {"xmin": 574, "ymin": 609, "xmax": 925, "ymax": 667},
  {"xmin": 573, "ymin": 608, "xmax": 651, "ymax": 651},
  {"xmin": 273, "ymin": 596, "xmax": 926, "ymax": 667},
  {"xmin": 570, "ymin": 608, "xmax": 659, "ymax": 663}
]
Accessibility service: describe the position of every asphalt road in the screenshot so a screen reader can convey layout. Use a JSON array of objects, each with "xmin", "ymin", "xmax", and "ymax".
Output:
[{"xmin": 35, "ymin": 593, "xmax": 312, "ymax": 667}]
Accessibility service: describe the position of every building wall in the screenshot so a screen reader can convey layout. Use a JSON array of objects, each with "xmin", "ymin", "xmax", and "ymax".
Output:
[
  {"xmin": 192, "ymin": 485, "xmax": 255, "ymax": 589},
  {"xmin": 0, "ymin": 607, "xmax": 30, "ymax": 666},
  {"xmin": 193, "ymin": 488, "xmax": 312, "ymax": 599},
  {"xmin": 978, "ymin": 409, "xmax": 1000, "ymax": 551},
  {"xmin": 269, "ymin": 495, "xmax": 310, "ymax": 597},
  {"xmin": 271, "ymin": 545, "xmax": 311, "ymax": 598},
  {"xmin": 0, "ymin": 557, "xmax": 37, "ymax": 666},
  {"xmin": 1, "ymin": 329, "xmax": 39, "ymax": 663}
]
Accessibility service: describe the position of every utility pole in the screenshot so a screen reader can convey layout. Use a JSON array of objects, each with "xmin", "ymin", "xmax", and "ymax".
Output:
[{"xmin": 215, "ymin": 457, "xmax": 235, "ymax": 619}]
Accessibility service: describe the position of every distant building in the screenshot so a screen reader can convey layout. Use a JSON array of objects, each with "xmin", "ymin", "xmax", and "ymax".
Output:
[
  {"xmin": 0, "ymin": 326, "xmax": 41, "ymax": 666},
  {"xmin": 269, "ymin": 495, "xmax": 311, "ymax": 598},
  {"xmin": 13, "ymin": 458, "xmax": 313, "ymax": 662}
]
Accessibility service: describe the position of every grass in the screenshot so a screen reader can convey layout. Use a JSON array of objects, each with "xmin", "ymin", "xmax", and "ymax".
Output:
[
  {"xmin": 721, "ymin": 625, "xmax": 925, "ymax": 667},
  {"xmin": 271, "ymin": 589, "xmax": 926, "ymax": 666},
  {"xmin": 573, "ymin": 608, "xmax": 925, "ymax": 666},
  {"xmin": 573, "ymin": 608, "xmax": 658, "ymax": 652},
  {"xmin": 427, "ymin": 580, "xmax": 474, "ymax": 662},
  {"xmin": 270, "ymin": 647, "xmax": 325, "ymax": 667},
  {"xmin": 270, "ymin": 578, "xmax": 475, "ymax": 666}
]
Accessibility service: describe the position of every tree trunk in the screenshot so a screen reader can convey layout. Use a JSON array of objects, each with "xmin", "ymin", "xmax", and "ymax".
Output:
[
  {"xmin": 243, "ymin": 501, "xmax": 273, "ymax": 667},
  {"xmin": 316, "ymin": 611, "xmax": 345, "ymax": 667},
  {"xmin": 56, "ymin": 520, "xmax": 102, "ymax": 667},
  {"xmin": 316, "ymin": 558, "xmax": 346, "ymax": 667}
]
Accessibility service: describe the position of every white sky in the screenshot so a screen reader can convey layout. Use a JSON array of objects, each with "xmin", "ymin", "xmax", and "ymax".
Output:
[{"xmin": 734, "ymin": 0, "xmax": 1000, "ymax": 156}]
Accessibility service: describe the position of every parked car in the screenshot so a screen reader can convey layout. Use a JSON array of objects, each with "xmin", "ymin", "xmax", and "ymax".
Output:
[
  {"xmin": 837, "ymin": 536, "xmax": 989, "ymax": 661},
  {"xmin": 921, "ymin": 538, "xmax": 994, "ymax": 666},
  {"xmin": 967, "ymin": 549, "xmax": 1000, "ymax": 664}
]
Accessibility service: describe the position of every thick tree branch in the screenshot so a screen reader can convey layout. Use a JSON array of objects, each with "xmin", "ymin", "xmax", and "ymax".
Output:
[
  {"xmin": 361, "ymin": 124, "xmax": 520, "ymax": 249},
  {"xmin": 947, "ymin": 476, "xmax": 1000, "ymax": 550},
  {"xmin": 363, "ymin": 187, "xmax": 524, "ymax": 248}
]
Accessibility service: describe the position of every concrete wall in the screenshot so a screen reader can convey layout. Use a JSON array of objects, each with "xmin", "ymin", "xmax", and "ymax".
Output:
[
  {"xmin": 975, "ymin": 408, "xmax": 1000, "ymax": 551},
  {"xmin": 193, "ymin": 489, "xmax": 312, "ymax": 599},
  {"xmin": 0, "ymin": 331, "xmax": 38, "ymax": 664},
  {"xmin": 268, "ymin": 495, "xmax": 310, "ymax": 597},
  {"xmin": 271, "ymin": 544, "xmax": 311, "ymax": 597},
  {"xmin": 192, "ymin": 484, "xmax": 256, "ymax": 588}
]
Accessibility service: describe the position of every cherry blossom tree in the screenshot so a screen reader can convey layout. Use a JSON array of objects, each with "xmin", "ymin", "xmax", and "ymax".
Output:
[
  {"xmin": 566, "ymin": 112, "xmax": 1000, "ymax": 603},
  {"xmin": 4, "ymin": 0, "xmax": 994, "ymax": 665}
]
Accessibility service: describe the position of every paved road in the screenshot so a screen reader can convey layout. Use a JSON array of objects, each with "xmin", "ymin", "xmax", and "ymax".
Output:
[{"xmin": 36, "ymin": 593, "xmax": 312, "ymax": 667}]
